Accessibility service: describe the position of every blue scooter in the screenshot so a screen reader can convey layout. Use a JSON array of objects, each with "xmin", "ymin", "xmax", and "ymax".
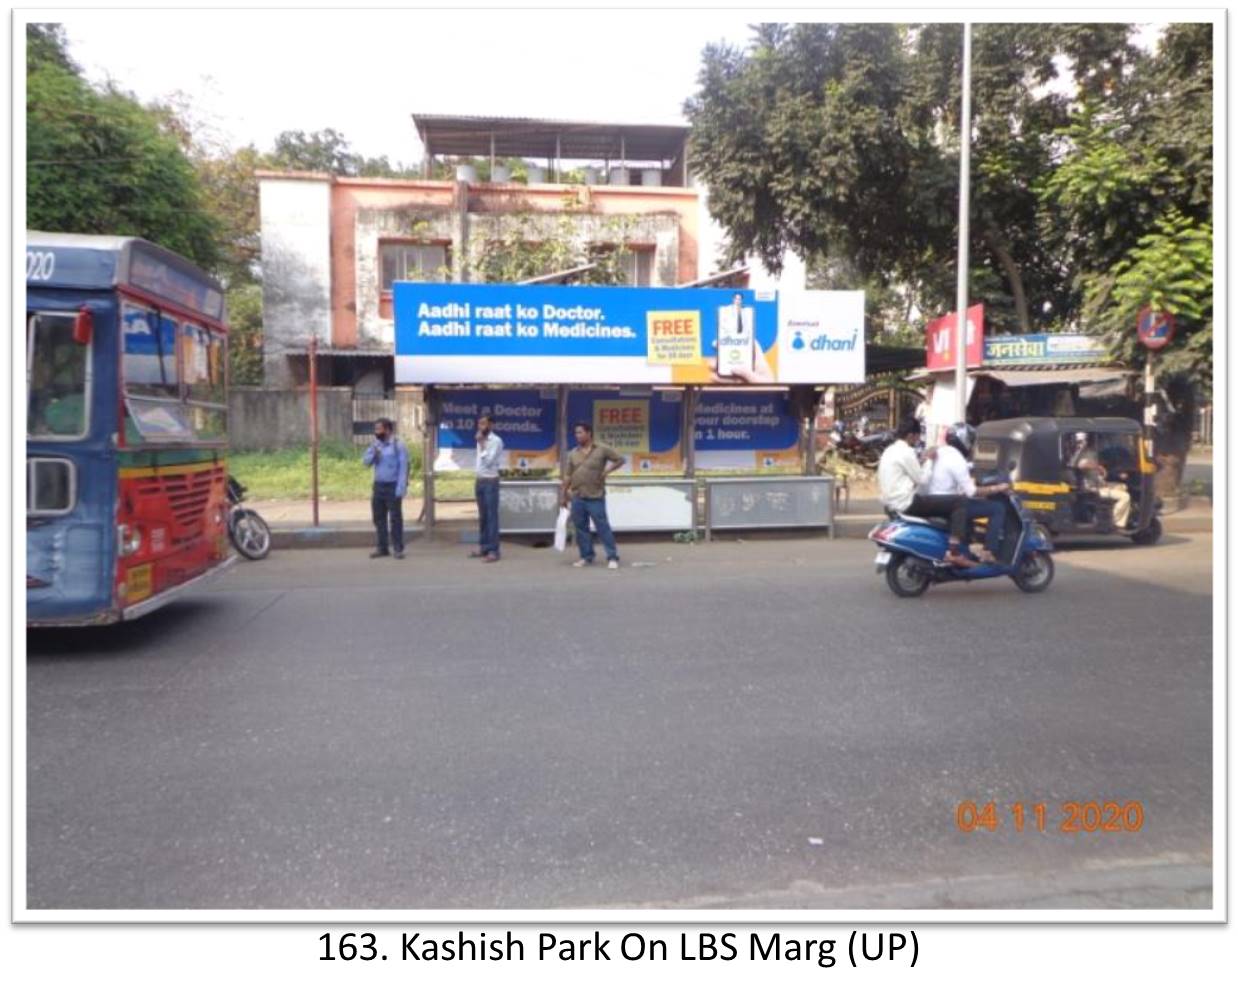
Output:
[{"xmin": 869, "ymin": 489, "xmax": 1055, "ymax": 598}]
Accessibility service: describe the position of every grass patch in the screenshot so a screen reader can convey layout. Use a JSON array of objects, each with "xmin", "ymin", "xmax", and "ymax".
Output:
[{"xmin": 230, "ymin": 441, "xmax": 424, "ymax": 501}]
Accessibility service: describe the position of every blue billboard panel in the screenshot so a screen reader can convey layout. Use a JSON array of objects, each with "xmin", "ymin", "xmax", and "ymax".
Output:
[
  {"xmin": 695, "ymin": 390, "xmax": 801, "ymax": 471},
  {"xmin": 565, "ymin": 389, "xmax": 684, "ymax": 474},
  {"xmin": 394, "ymin": 283, "xmax": 865, "ymax": 386},
  {"xmin": 434, "ymin": 389, "xmax": 557, "ymax": 471}
]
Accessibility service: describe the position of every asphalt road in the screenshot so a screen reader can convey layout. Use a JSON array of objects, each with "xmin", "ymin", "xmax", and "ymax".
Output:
[{"xmin": 26, "ymin": 532, "xmax": 1214, "ymax": 910}]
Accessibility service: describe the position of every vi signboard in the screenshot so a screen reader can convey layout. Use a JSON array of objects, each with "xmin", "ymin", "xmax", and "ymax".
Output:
[
  {"xmin": 393, "ymin": 283, "xmax": 865, "ymax": 385},
  {"xmin": 925, "ymin": 304, "xmax": 984, "ymax": 370}
]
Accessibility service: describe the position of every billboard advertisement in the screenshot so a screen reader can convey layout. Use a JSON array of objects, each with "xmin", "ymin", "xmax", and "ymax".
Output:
[
  {"xmin": 434, "ymin": 388, "xmax": 557, "ymax": 472},
  {"xmin": 565, "ymin": 389, "xmax": 684, "ymax": 474},
  {"xmin": 394, "ymin": 283, "xmax": 865, "ymax": 386},
  {"xmin": 926, "ymin": 304, "xmax": 984, "ymax": 370},
  {"xmin": 694, "ymin": 391, "xmax": 801, "ymax": 471}
]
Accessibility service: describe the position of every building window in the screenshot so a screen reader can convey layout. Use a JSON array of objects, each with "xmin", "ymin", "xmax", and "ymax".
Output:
[
  {"xmin": 380, "ymin": 242, "xmax": 449, "ymax": 291},
  {"xmin": 618, "ymin": 248, "xmax": 655, "ymax": 287},
  {"xmin": 589, "ymin": 246, "xmax": 655, "ymax": 286}
]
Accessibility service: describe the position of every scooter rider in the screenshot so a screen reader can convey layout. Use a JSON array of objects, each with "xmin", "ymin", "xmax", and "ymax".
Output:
[
  {"xmin": 924, "ymin": 423, "xmax": 1011, "ymax": 564},
  {"xmin": 877, "ymin": 417, "xmax": 972, "ymax": 567}
]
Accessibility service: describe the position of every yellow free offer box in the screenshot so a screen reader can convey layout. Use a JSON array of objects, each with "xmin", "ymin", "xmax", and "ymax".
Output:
[{"xmin": 647, "ymin": 310, "xmax": 701, "ymax": 365}]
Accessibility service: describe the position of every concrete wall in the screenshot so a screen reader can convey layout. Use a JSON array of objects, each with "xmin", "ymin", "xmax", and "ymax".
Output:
[
  {"xmin": 229, "ymin": 387, "xmax": 353, "ymax": 450},
  {"xmin": 258, "ymin": 175, "xmax": 334, "ymax": 387}
]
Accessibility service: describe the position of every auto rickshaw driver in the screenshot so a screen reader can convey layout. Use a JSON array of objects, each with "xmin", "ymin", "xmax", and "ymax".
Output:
[{"xmin": 1069, "ymin": 432, "xmax": 1132, "ymax": 529}]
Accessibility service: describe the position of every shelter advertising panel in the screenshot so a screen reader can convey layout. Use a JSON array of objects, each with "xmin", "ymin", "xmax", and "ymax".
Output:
[
  {"xmin": 434, "ymin": 388, "xmax": 557, "ymax": 471},
  {"xmin": 394, "ymin": 283, "xmax": 865, "ymax": 385},
  {"xmin": 566, "ymin": 389, "xmax": 683, "ymax": 474},
  {"xmin": 694, "ymin": 391, "xmax": 801, "ymax": 471}
]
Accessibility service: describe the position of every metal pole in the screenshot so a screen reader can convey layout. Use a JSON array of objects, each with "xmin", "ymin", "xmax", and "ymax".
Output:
[
  {"xmin": 308, "ymin": 335, "xmax": 320, "ymax": 527},
  {"xmin": 1144, "ymin": 353, "xmax": 1157, "ymax": 457},
  {"xmin": 954, "ymin": 22, "xmax": 973, "ymax": 424}
]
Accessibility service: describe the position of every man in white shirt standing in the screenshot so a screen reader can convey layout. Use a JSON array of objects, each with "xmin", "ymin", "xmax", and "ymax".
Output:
[
  {"xmin": 877, "ymin": 418, "xmax": 972, "ymax": 567},
  {"xmin": 923, "ymin": 423, "xmax": 1011, "ymax": 564},
  {"xmin": 471, "ymin": 412, "xmax": 504, "ymax": 563}
]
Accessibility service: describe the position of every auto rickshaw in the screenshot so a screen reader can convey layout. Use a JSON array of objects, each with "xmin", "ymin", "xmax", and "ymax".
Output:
[{"xmin": 973, "ymin": 417, "xmax": 1162, "ymax": 544}]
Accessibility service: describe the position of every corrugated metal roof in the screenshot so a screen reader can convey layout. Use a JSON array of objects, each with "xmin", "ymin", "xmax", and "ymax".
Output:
[{"xmin": 412, "ymin": 113, "xmax": 688, "ymax": 162}]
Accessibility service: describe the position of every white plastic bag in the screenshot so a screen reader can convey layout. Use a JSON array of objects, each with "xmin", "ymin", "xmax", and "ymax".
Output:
[{"xmin": 553, "ymin": 506, "xmax": 570, "ymax": 552}]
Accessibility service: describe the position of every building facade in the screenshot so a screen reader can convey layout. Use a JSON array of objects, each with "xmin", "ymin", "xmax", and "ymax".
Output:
[{"xmin": 258, "ymin": 116, "xmax": 703, "ymax": 391}]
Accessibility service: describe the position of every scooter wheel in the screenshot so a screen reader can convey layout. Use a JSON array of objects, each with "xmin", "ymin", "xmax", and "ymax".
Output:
[
  {"xmin": 229, "ymin": 509, "xmax": 272, "ymax": 560},
  {"xmin": 1012, "ymin": 550, "xmax": 1054, "ymax": 593},
  {"xmin": 1130, "ymin": 517, "xmax": 1162, "ymax": 545},
  {"xmin": 886, "ymin": 553, "xmax": 931, "ymax": 598}
]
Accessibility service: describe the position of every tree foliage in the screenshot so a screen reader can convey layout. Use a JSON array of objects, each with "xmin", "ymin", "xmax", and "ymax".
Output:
[
  {"xmin": 270, "ymin": 128, "xmax": 420, "ymax": 178},
  {"xmin": 685, "ymin": 21, "xmax": 1213, "ymax": 380},
  {"xmin": 26, "ymin": 24, "xmax": 221, "ymax": 271},
  {"xmin": 470, "ymin": 215, "xmax": 643, "ymax": 286}
]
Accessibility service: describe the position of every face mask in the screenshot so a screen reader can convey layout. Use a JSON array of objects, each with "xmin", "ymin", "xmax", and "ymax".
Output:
[{"xmin": 375, "ymin": 431, "xmax": 387, "ymax": 441}]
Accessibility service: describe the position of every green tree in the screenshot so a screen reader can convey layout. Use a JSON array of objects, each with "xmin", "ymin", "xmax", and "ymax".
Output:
[
  {"xmin": 26, "ymin": 24, "xmax": 221, "ymax": 270},
  {"xmin": 227, "ymin": 283, "xmax": 264, "ymax": 386},
  {"xmin": 270, "ymin": 128, "xmax": 420, "ymax": 178},
  {"xmin": 684, "ymin": 23, "xmax": 1154, "ymax": 335},
  {"xmin": 1041, "ymin": 24, "xmax": 1212, "ymax": 383}
]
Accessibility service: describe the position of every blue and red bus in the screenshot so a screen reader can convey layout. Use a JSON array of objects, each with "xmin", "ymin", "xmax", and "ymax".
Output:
[{"xmin": 26, "ymin": 232, "xmax": 235, "ymax": 625}]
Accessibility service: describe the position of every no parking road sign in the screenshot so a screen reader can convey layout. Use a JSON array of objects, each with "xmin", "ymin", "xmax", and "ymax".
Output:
[{"xmin": 1137, "ymin": 307, "xmax": 1175, "ymax": 350}]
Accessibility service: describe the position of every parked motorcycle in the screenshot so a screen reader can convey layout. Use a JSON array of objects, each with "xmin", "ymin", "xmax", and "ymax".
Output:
[
  {"xmin": 830, "ymin": 420, "xmax": 896, "ymax": 468},
  {"xmin": 227, "ymin": 476, "xmax": 272, "ymax": 560},
  {"xmin": 868, "ymin": 487, "xmax": 1055, "ymax": 597}
]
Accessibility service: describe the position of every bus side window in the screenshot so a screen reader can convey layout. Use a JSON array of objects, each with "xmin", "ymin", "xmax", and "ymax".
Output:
[{"xmin": 27, "ymin": 313, "xmax": 89, "ymax": 438}]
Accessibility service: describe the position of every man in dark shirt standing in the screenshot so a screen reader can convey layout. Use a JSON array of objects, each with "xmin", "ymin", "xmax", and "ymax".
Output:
[
  {"xmin": 362, "ymin": 418, "xmax": 409, "ymax": 559},
  {"xmin": 561, "ymin": 421, "xmax": 625, "ymax": 569}
]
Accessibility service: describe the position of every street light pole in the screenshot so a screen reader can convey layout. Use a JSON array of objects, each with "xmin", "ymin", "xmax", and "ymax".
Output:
[
  {"xmin": 309, "ymin": 334, "xmax": 320, "ymax": 528},
  {"xmin": 955, "ymin": 22, "xmax": 973, "ymax": 424}
]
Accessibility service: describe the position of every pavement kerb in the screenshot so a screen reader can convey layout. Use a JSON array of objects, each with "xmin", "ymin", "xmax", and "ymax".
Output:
[{"xmin": 270, "ymin": 511, "xmax": 1213, "ymax": 549}]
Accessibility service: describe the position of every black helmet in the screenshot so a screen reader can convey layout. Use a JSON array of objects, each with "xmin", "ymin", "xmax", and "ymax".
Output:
[{"xmin": 945, "ymin": 422, "xmax": 976, "ymax": 457}]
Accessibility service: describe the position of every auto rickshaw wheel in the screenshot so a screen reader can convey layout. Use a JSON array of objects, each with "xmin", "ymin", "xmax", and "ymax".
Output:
[
  {"xmin": 886, "ymin": 554, "xmax": 931, "ymax": 598},
  {"xmin": 1013, "ymin": 551, "xmax": 1055, "ymax": 593},
  {"xmin": 1131, "ymin": 517, "xmax": 1162, "ymax": 545}
]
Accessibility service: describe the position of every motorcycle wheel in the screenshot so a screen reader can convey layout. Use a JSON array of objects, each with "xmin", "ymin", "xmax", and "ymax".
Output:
[
  {"xmin": 229, "ymin": 509, "xmax": 272, "ymax": 560},
  {"xmin": 1012, "ymin": 550, "xmax": 1054, "ymax": 593},
  {"xmin": 1130, "ymin": 517, "xmax": 1162, "ymax": 546},
  {"xmin": 886, "ymin": 553, "xmax": 931, "ymax": 598}
]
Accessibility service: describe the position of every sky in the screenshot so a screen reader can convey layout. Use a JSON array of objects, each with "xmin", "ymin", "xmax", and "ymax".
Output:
[{"xmin": 57, "ymin": 9, "xmax": 760, "ymax": 164}]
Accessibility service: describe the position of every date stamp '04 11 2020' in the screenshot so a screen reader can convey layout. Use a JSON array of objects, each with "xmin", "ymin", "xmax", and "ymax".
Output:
[{"xmin": 955, "ymin": 800, "xmax": 1145, "ymax": 834}]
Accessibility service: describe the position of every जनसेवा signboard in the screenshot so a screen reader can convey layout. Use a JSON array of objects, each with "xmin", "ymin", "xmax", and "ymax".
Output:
[
  {"xmin": 394, "ymin": 283, "xmax": 865, "ymax": 386},
  {"xmin": 694, "ymin": 390, "xmax": 801, "ymax": 471},
  {"xmin": 982, "ymin": 333, "xmax": 1110, "ymax": 366},
  {"xmin": 566, "ymin": 389, "xmax": 684, "ymax": 474},
  {"xmin": 434, "ymin": 388, "xmax": 558, "ymax": 472}
]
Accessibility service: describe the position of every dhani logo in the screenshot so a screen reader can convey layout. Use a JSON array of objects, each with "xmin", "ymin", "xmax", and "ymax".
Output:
[{"xmin": 809, "ymin": 332, "xmax": 859, "ymax": 352}]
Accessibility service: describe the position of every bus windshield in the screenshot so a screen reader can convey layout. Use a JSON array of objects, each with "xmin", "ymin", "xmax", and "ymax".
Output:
[{"xmin": 28, "ymin": 313, "xmax": 89, "ymax": 438}]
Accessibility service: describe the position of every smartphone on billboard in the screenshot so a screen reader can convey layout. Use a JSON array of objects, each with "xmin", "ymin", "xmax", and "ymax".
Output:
[{"xmin": 716, "ymin": 297, "xmax": 755, "ymax": 377}]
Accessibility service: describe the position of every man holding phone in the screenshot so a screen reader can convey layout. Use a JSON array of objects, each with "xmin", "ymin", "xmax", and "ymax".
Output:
[
  {"xmin": 471, "ymin": 412, "xmax": 505, "ymax": 562},
  {"xmin": 362, "ymin": 418, "xmax": 409, "ymax": 559}
]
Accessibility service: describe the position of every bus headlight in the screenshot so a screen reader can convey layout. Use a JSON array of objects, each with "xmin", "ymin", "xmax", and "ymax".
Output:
[{"xmin": 117, "ymin": 524, "xmax": 142, "ymax": 556}]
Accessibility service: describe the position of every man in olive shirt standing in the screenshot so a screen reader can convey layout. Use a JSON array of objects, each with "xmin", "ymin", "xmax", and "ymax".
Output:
[{"xmin": 561, "ymin": 421, "xmax": 626, "ymax": 569}]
